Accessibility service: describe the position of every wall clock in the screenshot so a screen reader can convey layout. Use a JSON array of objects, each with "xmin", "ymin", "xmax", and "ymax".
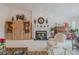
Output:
[{"xmin": 38, "ymin": 17, "xmax": 44, "ymax": 24}]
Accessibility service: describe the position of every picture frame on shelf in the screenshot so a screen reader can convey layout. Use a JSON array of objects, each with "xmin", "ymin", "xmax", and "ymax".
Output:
[{"xmin": 16, "ymin": 14, "xmax": 25, "ymax": 20}]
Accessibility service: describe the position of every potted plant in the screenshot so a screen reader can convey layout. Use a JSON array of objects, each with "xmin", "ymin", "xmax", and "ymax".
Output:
[{"xmin": 50, "ymin": 27, "xmax": 55, "ymax": 37}]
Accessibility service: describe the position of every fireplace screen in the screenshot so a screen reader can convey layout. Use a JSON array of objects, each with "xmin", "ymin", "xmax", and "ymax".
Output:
[{"xmin": 35, "ymin": 31, "xmax": 47, "ymax": 40}]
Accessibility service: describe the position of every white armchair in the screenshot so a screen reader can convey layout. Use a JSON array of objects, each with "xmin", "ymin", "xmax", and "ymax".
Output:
[{"xmin": 47, "ymin": 33, "xmax": 72, "ymax": 55}]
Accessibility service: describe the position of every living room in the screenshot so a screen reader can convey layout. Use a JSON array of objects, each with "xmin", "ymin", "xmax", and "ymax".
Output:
[{"xmin": 0, "ymin": 3, "xmax": 79, "ymax": 55}]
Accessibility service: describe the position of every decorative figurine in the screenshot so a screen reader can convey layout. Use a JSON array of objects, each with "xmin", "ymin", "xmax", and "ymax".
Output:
[
  {"xmin": 34, "ymin": 20, "xmax": 36, "ymax": 24},
  {"xmin": 46, "ymin": 18, "xmax": 48, "ymax": 24},
  {"xmin": 12, "ymin": 17, "xmax": 14, "ymax": 21}
]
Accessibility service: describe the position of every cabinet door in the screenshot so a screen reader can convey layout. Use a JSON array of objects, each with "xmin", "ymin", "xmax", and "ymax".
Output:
[
  {"xmin": 23, "ymin": 22, "xmax": 30, "ymax": 33},
  {"xmin": 13, "ymin": 21, "xmax": 23, "ymax": 40},
  {"xmin": 5, "ymin": 21, "xmax": 13, "ymax": 33},
  {"xmin": 5, "ymin": 21, "xmax": 13, "ymax": 40},
  {"xmin": 29, "ymin": 21, "xmax": 32, "ymax": 39},
  {"xmin": 23, "ymin": 21, "xmax": 32, "ymax": 40},
  {"xmin": 28, "ymin": 21, "xmax": 32, "ymax": 39},
  {"xmin": 13, "ymin": 21, "xmax": 23, "ymax": 33},
  {"xmin": 23, "ymin": 22, "xmax": 29, "ymax": 40}
]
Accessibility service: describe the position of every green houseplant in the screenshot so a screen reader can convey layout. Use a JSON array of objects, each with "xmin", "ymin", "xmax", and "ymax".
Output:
[{"xmin": 50, "ymin": 27, "xmax": 55, "ymax": 37}]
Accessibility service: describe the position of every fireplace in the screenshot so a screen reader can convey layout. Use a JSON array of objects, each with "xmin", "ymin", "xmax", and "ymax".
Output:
[{"xmin": 35, "ymin": 31, "xmax": 47, "ymax": 40}]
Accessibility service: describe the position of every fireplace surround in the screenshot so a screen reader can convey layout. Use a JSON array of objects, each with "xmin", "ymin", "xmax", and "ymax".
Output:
[{"xmin": 35, "ymin": 31, "xmax": 47, "ymax": 40}]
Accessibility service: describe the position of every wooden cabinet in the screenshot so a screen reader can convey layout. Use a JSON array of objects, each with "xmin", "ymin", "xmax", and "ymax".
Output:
[{"xmin": 5, "ymin": 20, "xmax": 32, "ymax": 40}]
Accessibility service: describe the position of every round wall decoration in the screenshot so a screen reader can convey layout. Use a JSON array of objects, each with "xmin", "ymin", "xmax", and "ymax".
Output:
[{"xmin": 38, "ymin": 17, "xmax": 44, "ymax": 24}]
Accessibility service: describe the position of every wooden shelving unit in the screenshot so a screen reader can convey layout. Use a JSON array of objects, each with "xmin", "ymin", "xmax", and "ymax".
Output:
[{"xmin": 5, "ymin": 20, "xmax": 32, "ymax": 40}]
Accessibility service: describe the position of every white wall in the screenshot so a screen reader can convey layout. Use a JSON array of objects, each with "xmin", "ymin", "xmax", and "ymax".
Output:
[
  {"xmin": 7, "ymin": 8, "xmax": 32, "ymax": 21},
  {"xmin": 0, "ymin": 4, "xmax": 9, "ymax": 37}
]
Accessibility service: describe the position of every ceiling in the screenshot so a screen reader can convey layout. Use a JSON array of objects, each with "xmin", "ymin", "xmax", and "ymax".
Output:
[{"xmin": 2, "ymin": 3, "xmax": 79, "ymax": 11}]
